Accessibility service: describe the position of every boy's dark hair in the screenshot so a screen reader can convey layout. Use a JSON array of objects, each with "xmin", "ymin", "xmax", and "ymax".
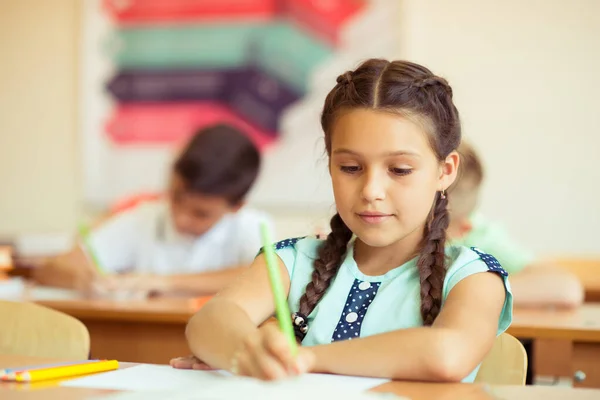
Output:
[
  {"xmin": 294, "ymin": 59, "xmax": 461, "ymax": 340},
  {"xmin": 173, "ymin": 124, "xmax": 261, "ymax": 204}
]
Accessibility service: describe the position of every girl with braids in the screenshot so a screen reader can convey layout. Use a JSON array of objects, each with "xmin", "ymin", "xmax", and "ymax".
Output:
[{"xmin": 179, "ymin": 59, "xmax": 513, "ymax": 383}]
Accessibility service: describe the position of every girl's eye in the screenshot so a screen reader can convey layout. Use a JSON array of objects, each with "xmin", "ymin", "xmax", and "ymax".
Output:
[
  {"xmin": 391, "ymin": 167, "xmax": 412, "ymax": 176},
  {"xmin": 340, "ymin": 165, "xmax": 361, "ymax": 174}
]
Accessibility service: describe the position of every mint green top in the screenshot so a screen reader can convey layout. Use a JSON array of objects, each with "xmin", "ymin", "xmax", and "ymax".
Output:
[
  {"xmin": 452, "ymin": 213, "xmax": 535, "ymax": 274},
  {"xmin": 274, "ymin": 237, "xmax": 513, "ymax": 383}
]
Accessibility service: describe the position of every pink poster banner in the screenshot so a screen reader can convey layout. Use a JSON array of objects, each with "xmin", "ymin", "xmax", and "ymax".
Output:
[
  {"xmin": 282, "ymin": 0, "xmax": 366, "ymax": 45},
  {"xmin": 105, "ymin": 102, "xmax": 275, "ymax": 149},
  {"xmin": 102, "ymin": 0, "xmax": 278, "ymax": 24}
]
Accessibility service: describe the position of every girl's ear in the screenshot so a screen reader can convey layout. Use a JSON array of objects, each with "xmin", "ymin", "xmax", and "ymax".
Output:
[{"xmin": 439, "ymin": 150, "xmax": 460, "ymax": 191}]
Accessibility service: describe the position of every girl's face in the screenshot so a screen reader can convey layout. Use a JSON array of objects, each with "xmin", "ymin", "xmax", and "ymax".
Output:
[{"xmin": 329, "ymin": 109, "xmax": 458, "ymax": 249}]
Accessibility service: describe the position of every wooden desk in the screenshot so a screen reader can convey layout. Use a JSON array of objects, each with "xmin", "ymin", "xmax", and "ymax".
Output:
[
  {"xmin": 2, "ymin": 355, "xmax": 600, "ymax": 400},
  {"xmin": 1, "ymin": 279, "xmax": 208, "ymax": 364},
  {"xmin": 509, "ymin": 304, "xmax": 600, "ymax": 388},
  {"xmin": 374, "ymin": 381, "xmax": 600, "ymax": 399},
  {"xmin": 26, "ymin": 299, "xmax": 600, "ymax": 384},
  {"xmin": 35, "ymin": 297, "xmax": 208, "ymax": 365}
]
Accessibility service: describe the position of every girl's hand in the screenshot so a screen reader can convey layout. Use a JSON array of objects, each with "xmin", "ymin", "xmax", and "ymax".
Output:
[
  {"xmin": 170, "ymin": 355, "xmax": 213, "ymax": 370},
  {"xmin": 232, "ymin": 322, "xmax": 315, "ymax": 380}
]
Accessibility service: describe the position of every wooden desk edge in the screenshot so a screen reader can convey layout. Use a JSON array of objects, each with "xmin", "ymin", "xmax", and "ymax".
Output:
[
  {"xmin": 3, "ymin": 355, "xmax": 600, "ymax": 400},
  {"xmin": 35, "ymin": 301, "xmax": 195, "ymax": 324},
  {"xmin": 508, "ymin": 326, "xmax": 600, "ymax": 342}
]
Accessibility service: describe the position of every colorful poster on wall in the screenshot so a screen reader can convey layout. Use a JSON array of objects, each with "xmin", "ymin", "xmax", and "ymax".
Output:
[{"xmin": 81, "ymin": 0, "xmax": 400, "ymax": 210}]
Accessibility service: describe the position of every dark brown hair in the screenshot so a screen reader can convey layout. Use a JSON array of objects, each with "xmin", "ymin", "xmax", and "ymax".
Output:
[
  {"xmin": 173, "ymin": 124, "xmax": 261, "ymax": 204},
  {"xmin": 296, "ymin": 59, "xmax": 461, "ymax": 337}
]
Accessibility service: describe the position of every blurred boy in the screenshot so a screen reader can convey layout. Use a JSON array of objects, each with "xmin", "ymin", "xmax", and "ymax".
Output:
[
  {"xmin": 448, "ymin": 141, "xmax": 583, "ymax": 308},
  {"xmin": 33, "ymin": 124, "xmax": 272, "ymax": 297}
]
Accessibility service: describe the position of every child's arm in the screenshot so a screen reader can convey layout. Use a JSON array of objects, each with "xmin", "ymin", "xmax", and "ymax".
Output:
[
  {"xmin": 167, "ymin": 266, "xmax": 252, "ymax": 295},
  {"xmin": 33, "ymin": 209, "xmax": 140, "ymax": 291},
  {"xmin": 509, "ymin": 261, "xmax": 583, "ymax": 308},
  {"xmin": 112, "ymin": 266, "xmax": 253, "ymax": 296},
  {"xmin": 32, "ymin": 245, "xmax": 99, "ymax": 291},
  {"xmin": 185, "ymin": 254, "xmax": 506, "ymax": 382},
  {"xmin": 308, "ymin": 272, "xmax": 505, "ymax": 382},
  {"xmin": 463, "ymin": 220, "xmax": 583, "ymax": 308},
  {"xmin": 185, "ymin": 253, "xmax": 286, "ymax": 371}
]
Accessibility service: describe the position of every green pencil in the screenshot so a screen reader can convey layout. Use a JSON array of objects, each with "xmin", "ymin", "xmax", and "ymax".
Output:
[
  {"xmin": 260, "ymin": 222, "xmax": 297, "ymax": 355},
  {"xmin": 77, "ymin": 222, "xmax": 105, "ymax": 276}
]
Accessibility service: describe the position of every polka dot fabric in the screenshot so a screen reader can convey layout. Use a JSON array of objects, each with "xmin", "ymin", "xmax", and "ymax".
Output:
[
  {"xmin": 274, "ymin": 237, "xmax": 305, "ymax": 251},
  {"xmin": 331, "ymin": 279, "xmax": 381, "ymax": 342},
  {"xmin": 257, "ymin": 237, "xmax": 305, "ymax": 256},
  {"xmin": 470, "ymin": 247, "xmax": 508, "ymax": 277}
]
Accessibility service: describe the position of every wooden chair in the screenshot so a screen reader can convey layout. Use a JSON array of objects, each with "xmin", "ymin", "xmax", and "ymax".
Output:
[
  {"xmin": 0, "ymin": 300, "xmax": 90, "ymax": 359},
  {"xmin": 475, "ymin": 333, "xmax": 528, "ymax": 385}
]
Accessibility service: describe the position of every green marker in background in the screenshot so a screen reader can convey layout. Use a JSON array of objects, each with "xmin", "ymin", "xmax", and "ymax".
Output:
[
  {"xmin": 260, "ymin": 222, "xmax": 297, "ymax": 355},
  {"xmin": 77, "ymin": 222, "xmax": 106, "ymax": 276}
]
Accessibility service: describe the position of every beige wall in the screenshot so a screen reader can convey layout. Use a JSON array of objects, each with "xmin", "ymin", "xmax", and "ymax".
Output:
[
  {"xmin": 399, "ymin": 0, "xmax": 600, "ymax": 256},
  {"xmin": 0, "ymin": 0, "xmax": 598, "ymax": 256},
  {"xmin": 0, "ymin": 0, "xmax": 80, "ymax": 238}
]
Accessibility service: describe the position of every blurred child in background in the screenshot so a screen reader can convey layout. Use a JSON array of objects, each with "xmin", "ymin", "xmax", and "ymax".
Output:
[
  {"xmin": 33, "ymin": 124, "xmax": 273, "ymax": 297},
  {"xmin": 447, "ymin": 141, "xmax": 583, "ymax": 308}
]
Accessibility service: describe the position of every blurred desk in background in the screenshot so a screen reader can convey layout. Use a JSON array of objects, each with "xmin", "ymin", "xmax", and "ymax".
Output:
[
  {"xmin": 38, "ymin": 296, "xmax": 207, "ymax": 364},
  {"xmin": 7, "ymin": 275, "xmax": 599, "ymax": 382},
  {"xmin": 510, "ymin": 304, "xmax": 600, "ymax": 388},
  {"xmin": 0, "ymin": 278, "xmax": 207, "ymax": 364}
]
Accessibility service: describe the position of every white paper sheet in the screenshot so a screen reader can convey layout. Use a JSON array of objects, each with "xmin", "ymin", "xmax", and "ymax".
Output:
[
  {"xmin": 94, "ymin": 388, "xmax": 403, "ymax": 400},
  {"xmin": 27, "ymin": 285, "xmax": 82, "ymax": 300},
  {"xmin": 62, "ymin": 365, "xmax": 238, "ymax": 392},
  {"xmin": 63, "ymin": 365, "xmax": 397, "ymax": 399},
  {"xmin": 0, "ymin": 278, "xmax": 81, "ymax": 301},
  {"xmin": 0, "ymin": 278, "xmax": 25, "ymax": 299}
]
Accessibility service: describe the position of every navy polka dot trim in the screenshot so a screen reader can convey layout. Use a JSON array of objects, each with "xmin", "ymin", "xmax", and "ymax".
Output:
[
  {"xmin": 257, "ymin": 237, "xmax": 305, "ymax": 256},
  {"xmin": 274, "ymin": 237, "xmax": 305, "ymax": 250},
  {"xmin": 471, "ymin": 247, "xmax": 508, "ymax": 277},
  {"xmin": 331, "ymin": 279, "xmax": 381, "ymax": 342}
]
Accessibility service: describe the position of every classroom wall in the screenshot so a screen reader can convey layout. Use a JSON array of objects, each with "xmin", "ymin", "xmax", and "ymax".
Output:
[
  {"xmin": 0, "ymin": 0, "xmax": 80, "ymax": 244},
  {"xmin": 0, "ymin": 0, "xmax": 598, "ymax": 257},
  {"xmin": 397, "ymin": 0, "xmax": 600, "ymax": 256}
]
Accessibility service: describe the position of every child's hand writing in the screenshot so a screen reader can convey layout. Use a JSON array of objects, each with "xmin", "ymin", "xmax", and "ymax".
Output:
[{"xmin": 231, "ymin": 322, "xmax": 315, "ymax": 380}]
